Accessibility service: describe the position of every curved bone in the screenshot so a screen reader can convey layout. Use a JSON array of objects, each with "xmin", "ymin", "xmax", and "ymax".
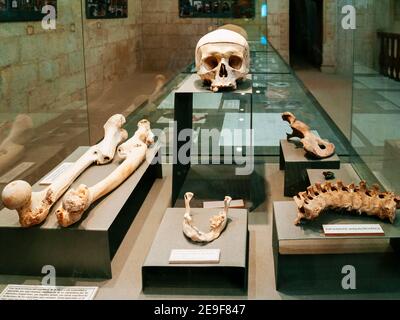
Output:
[
  {"xmin": 56, "ymin": 120, "xmax": 154, "ymax": 227},
  {"xmin": 282, "ymin": 112, "xmax": 335, "ymax": 159},
  {"xmin": 1, "ymin": 114, "xmax": 128, "ymax": 228},
  {"xmin": 293, "ymin": 181, "xmax": 400, "ymax": 225},
  {"xmin": 182, "ymin": 192, "xmax": 232, "ymax": 243},
  {"xmin": 196, "ymin": 27, "xmax": 250, "ymax": 92}
]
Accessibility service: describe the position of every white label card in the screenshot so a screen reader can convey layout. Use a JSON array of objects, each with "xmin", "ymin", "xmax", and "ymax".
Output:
[
  {"xmin": 0, "ymin": 285, "xmax": 98, "ymax": 300},
  {"xmin": 0, "ymin": 162, "xmax": 35, "ymax": 184},
  {"xmin": 39, "ymin": 162, "xmax": 74, "ymax": 185},
  {"xmin": 323, "ymin": 224, "xmax": 385, "ymax": 236},
  {"xmin": 222, "ymin": 100, "xmax": 240, "ymax": 110},
  {"xmin": 169, "ymin": 249, "xmax": 221, "ymax": 264},
  {"xmin": 203, "ymin": 199, "xmax": 244, "ymax": 209}
]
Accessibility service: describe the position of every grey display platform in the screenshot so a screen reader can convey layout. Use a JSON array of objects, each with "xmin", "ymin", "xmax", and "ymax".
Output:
[
  {"xmin": 279, "ymin": 139, "xmax": 340, "ymax": 196},
  {"xmin": 0, "ymin": 144, "xmax": 162, "ymax": 279},
  {"xmin": 273, "ymin": 201, "xmax": 400, "ymax": 293},
  {"xmin": 142, "ymin": 208, "xmax": 248, "ymax": 295},
  {"xmin": 307, "ymin": 163, "xmax": 361, "ymax": 186}
]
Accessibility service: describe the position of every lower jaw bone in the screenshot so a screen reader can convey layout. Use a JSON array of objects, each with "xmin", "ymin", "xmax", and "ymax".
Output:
[{"xmin": 182, "ymin": 192, "xmax": 232, "ymax": 243}]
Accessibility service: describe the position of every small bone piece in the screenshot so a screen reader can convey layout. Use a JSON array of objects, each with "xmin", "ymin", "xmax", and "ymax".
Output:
[
  {"xmin": 182, "ymin": 192, "xmax": 232, "ymax": 243},
  {"xmin": 293, "ymin": 181, "xmax": 400, "ymax": 225},
  {"xmin": 196, "ymin": 25, "xmax": 250, "ymax": 92},
  {"xmin": 1, "ymin": 114, "xmax": 128, "ymax": 228},
  {"xmin": 56, "ymin": 120, "xmax": 154, "ymax": 227},
  {"xmin": 282, "ymin": 112, "xmax": 335, "ymax": 158}
]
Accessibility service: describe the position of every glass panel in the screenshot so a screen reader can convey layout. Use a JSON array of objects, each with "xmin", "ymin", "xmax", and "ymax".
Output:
[
  {"xmin": 351, "ymin": 0, "xmax": 400, "ymax": 193},
  {"xmin": 0, "ymin": 0, "xmax": 89, "ymax": 205}
]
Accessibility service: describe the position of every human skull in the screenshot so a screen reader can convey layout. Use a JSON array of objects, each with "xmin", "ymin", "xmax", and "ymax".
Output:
[{"xmin": 195, "ymin": 29, "xmax": 250, "ymax": 92}]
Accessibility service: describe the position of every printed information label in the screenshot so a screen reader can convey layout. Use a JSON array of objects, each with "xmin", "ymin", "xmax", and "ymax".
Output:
[
  {"xmin": 169, "ymin": 249, "xmax": 221, "ymax": 264},
  {"xmin": 222, "ymin": 100, "xmax": 240, "ymax": 110},
  {"xmin": 323, "ymin": 224, "xmax": 385, "ymax": 236},
  {"xmin": 0, "ymin": 285, "xmax": 98, "ymax": 300},
  {"xmin": 203, "ymin": 199, "xmax": 244, "ymax": 209},
  {"xmin": 39, "ymin": 162, "xmax": 74, "ymax": 185}
]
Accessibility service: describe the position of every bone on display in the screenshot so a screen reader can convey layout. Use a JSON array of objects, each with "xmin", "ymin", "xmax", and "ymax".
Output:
[
  {"xmin": 282, "ymin": 112, "xmax": 335, "ymax": 159},
  {"xmin": 1, "ymin": 114, "xmax": 128, "ymax": 228},
  {"xmin": 293, "ymin": 181, "xmax": 400, "ymax": 225},
  {"xmin": 0, "ymin": 114, "xmax": 33, "ymax": 173},
  {"xmin": 195, "ymin": 25, "xmax": 250, "ymax": 92},
  {"xmin": 56, "ymin": 120, "xmax": 154, "ymax": 227},
  {"xmin": 182, "ymin": 192, "xmax": 232, "ymax": 243}
]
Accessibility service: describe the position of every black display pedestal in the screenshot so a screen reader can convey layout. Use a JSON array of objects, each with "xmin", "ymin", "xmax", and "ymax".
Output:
[
  {"xmin": 172, "ymin": 74, "xmax": 254, "ymax": 206},
  {"xmin": 279, "ymin": 139, "xmax": 340, "ymax": 196},
  {"xmin": 273, "ymin": 201, "xmax": 400, "ymax": 293},
  {"xmin": 306, "ymin": 163, "xmax": 361, "ymax": 186},
  {"xmin": 142, "ymin": 207, "xmax": 249, "ymax": 296},
  {"xmin": 173, "ymin": 91, "xmax": 193, "ymax": 206},
  {"xmin": 0, "ymin": 144, "xmax": 162, "ymax": 279}
]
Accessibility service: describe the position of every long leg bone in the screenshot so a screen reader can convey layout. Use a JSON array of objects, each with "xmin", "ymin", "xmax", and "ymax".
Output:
[
  {"xmin": 294, "ymin": 180, "xmax": 400, "ymax": 225},
  {"xmin": 56, "ymin": 119, "xmax": 154, "ymax": 227},
  {"xmin": 282, "ymin": 112, "xmax": 335, "ymax": 159},
  {"xmin": 182, "ymin": 192, "xmax": 232, "ymax": 243},
  {"xmin": 1, "ymin": 114, "xmax": 128, "ymax": 228}
]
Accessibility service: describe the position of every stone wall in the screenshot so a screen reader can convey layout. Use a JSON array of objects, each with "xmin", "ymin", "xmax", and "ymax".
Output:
[
  {"xmin": 140, "ymin": 0, "xmax": 272, "ymax": 72},
  {"xmin": 395, "ymin": 0, "xmax": 400, "ymax": 31},
  {"xmin": 267, "ymin": 0, "xmax": 289, "ymax": 62},
  {"xmin": 0, "ymin": 0, "xmax": 86, "ymax": 115},
  {"xmin": 354, "ymin": 0, "xmax": 395, "ymax": 70},
  {"xmin": 321, "ymin": 0, "xmax": 337, "ymax": 73},
  {"xmin": 0, "ymin": 0, "xmax": 290, "ymax": 116},
  {"xmin": 83, "ymin": 0, "xmax": 143, "ymax": 102},
  {"xmin": 335, "ymin": 0, "xmax": 354, "ymax": 75}
]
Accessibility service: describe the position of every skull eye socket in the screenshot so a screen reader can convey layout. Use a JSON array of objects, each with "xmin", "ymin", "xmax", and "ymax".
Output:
[
  {"xmin": 203, "ymin": 56, "xmax": 219, "ymax": 70},
  {"xmin": 229, "ymin": 55, "xmax": 243, "ymax": 69}
]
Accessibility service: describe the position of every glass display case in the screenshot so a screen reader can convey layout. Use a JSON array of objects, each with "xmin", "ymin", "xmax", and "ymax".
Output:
[
  {"xmin": 351, "ymin": 0, "xmax": 400, "ymax": 194},
  {"xmin": 0, "ymin": 0, "xmax": 399, "ymax": 301}
]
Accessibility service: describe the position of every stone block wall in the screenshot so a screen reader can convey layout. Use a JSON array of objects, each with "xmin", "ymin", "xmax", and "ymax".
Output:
[
  {"xmin": 140, "ymin": 0, "xmax": 273, "ymax": 72},
  {"xmin": 0, "ymin": 0, "xmax": 290, "ymax": 118},
  {"xmin": 83, "ymin": 0, "xmax": 143, "ymax": 102},
  {"xmin": 0, "ymin": 0, "xmax": 87, "ymax": 115},
  {"xmin": 354, "ymin": 0, "xmax": 395, "ymax": 70},
  {"xmin": 266, "ymin": 0, "xmax": 289, "ymax": 62}
]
